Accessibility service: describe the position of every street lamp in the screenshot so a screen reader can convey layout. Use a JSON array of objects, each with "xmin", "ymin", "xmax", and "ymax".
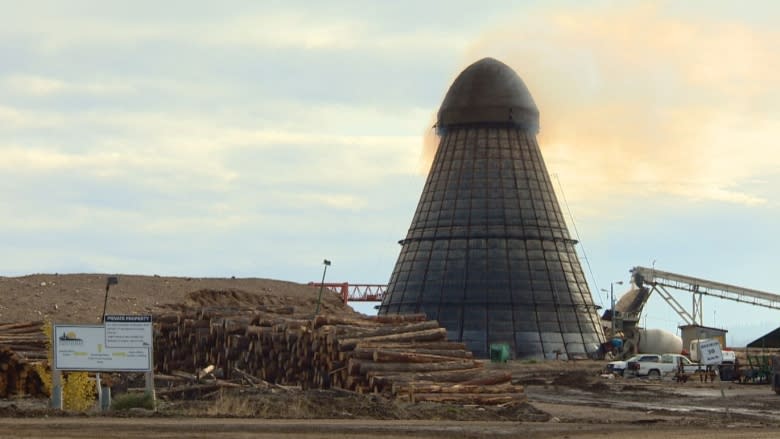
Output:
[
  {"xmin": 315, "ymin": 259, "xmax": 332, "ymax": 315},
  {"xmin": 101, "ymin": 276, "xmax": 119, "ymax": 322},
  {"xmin": 98, "ymin": 275, "xmax": 118, "ymax": 411},
  {"xmin": 608, "ymin": 281, "xmax": 623, "ymax": 336}
]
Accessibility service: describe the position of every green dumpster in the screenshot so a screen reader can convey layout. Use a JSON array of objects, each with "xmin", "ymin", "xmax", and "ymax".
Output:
[{"xmin": 490, "ymin": 343, "xmax": 511, "ymax": 363}]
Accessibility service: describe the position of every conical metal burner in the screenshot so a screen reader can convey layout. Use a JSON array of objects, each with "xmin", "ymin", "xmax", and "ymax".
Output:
[{"xmin": 378, "ymin": 58, "xmax": 604, "ymax": 360}]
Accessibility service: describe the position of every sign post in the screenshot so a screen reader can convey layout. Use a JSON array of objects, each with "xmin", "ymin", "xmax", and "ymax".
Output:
[
  {"xmin": 697, "ymin": 337, "xmax": 729, "ymax": 419},
  {"xmin": 54, "ymin": 325, "xmax": 152, "ymax": 372},
  {"xmin": 52, "ymin": 315, "xmax": 154, "ymax": 411},
  {"xmin": 698, "ymin": 338, "xmax": 723, "ymax": 366},
  {"xmin": 50, "ymin": 368, "xmax": 62, "ymax": 410}
]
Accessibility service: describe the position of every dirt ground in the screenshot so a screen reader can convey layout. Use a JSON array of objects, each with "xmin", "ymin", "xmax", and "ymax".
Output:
[
  {"xmin": 0, "ymin": 273, "xmax": 354, "ymax": 323},
  {"xmin": 508, "ymin": 361, "xmax": 780, "ymax": 435},
  {"xmin": 1, "ymin": 417, "xmax": 780, "ymax": 439},
  {"xmin": 2, "ymin": 273, "xmax": 780, "ymax": 438},
  {"xmin": 2, "ymin": 379, "xmax": 780, "ymax": 439}
]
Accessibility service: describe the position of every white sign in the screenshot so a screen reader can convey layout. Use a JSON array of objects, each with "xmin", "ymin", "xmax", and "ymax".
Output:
[
  {"xmin": 54, "ymin": 321, "xmax": 152, "ymax": 372},
  {"xmin": 105, "ymin": 315, "xmax": 152, "ymax": 348},
  {"xmin": 697, "ymin": 338, "xmax": 723, "ymax": 366}
]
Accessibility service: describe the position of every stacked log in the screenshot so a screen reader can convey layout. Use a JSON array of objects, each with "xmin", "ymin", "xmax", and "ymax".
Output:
[
  {"xmin": 154, "ymin": 309, "xmax": 314, "ymax": 385},
  {"xmin": 0, "ymin": 321, "xmax": 47, "ymax": 397},
  {"xmin": 153, "ymin": 310, "xmax": 525, "ymax": 406},
  {"xmin": 0, "ymin": 313, "xmax": 525, "ymax": 405},
  {"xmin": 0, "ymin": 347, "xmax": 46, "ymax": 397},
  {"xmin": 0, "ymin": 321, "xmax": 47, "ymax": 360}
]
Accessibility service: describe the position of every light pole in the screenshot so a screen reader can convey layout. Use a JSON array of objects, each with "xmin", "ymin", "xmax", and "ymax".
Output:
[
  {"xmin": 315, "ymin": 259, "xmax": 332, "ymax": 315},
  {"xmin": 610, "ymin": 281, "xmax": 623, "ymax": 336},
  {"xmin": 98, "ymin": 275, "xmax": 118, "ymax": 412},
  {"xmin": 101, "ymin": 276, "xmax": 119, "ymax": 322}
]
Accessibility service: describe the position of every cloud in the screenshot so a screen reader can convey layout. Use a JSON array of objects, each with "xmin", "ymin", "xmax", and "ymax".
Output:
[
  {"xmin": 1, "ymin": 75, "xmax": 134, "ymax": 97},
  {"xmin": 0, "ymin": 4, "xmax": 472, "ymax": 54},
  {"xmin": 0, "ymin": 105, "xmax": 39, "ymax": 127},
  {"xmin": 419, "ymin": 112, "xmax": 439, "ymax": 175},
  {"xmin": 3, "ymin": 75, "xmax": 65, "ymax": 96},
  {"xmin": 441, "ymin": 1, "xmax": 780, "ymax": 210},
  {"xmin": 203, "ymin": 13, "xmax": 473, "ymax": 52},
  {"xmin": 289, "ymin": 193, "xmax": 368, "ymax": 210},
  {"xmin": 0, "ymin": 97, "xmax": 423, "ymax": 250}
]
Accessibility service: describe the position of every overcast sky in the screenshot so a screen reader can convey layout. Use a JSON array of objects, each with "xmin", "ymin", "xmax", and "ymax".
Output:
[{"xmin": 2, "ymin": 0, "xmax": 779, "ymax": 345}]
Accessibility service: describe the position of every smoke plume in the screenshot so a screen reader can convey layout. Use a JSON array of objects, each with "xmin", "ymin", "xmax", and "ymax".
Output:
[{"xmin": 424, "ymin": 2, "xmax": 780, "ymax": 215}]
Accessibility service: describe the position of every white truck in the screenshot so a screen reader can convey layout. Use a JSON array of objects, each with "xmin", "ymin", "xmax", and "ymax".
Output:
[
  {"xmin": 606, "ymin": 355, "xmax": 641, "ymax": 376},
  {"xmin": 626, "ymin": 353, "xmax": 703, "ymax": 378}
]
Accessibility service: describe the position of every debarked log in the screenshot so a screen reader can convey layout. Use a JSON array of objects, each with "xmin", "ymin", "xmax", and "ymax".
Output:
[
  {"xmin": 353, "ymin": 341, "xmax": 467, "ymax": 351},
  {"xmin": 323, "ymin": 321, "xmax": 441, "ymax": 340},
  {"xmin": 338, "ymin": 328, "xmax": 447, "ymax": 351},
  {"xmin": 353, "ymin": 359, "xmax": 477, "ymax": 375},
  {"xmin": 459, "ymin": 370, "xmax": 512, "ymax": 386},
  {"xmin": 371, "ymin": 350, "xmax": 473, "ymax": 364},
  {"xmin": 368, "ymin": 367, "xmax": 490, "ymax": 386}
]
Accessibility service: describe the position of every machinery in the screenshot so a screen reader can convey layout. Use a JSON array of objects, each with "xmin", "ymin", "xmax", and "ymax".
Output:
[
  {"xmin": 608, "ymin": 266, "xmax": 780, "ymax": 359},
  {"xmin": 772, "ymin": 355, "xmax": 780, "ymax": 393}
]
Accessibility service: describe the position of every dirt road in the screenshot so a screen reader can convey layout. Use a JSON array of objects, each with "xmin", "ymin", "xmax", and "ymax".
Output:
[
  {"xmin": 3, "ymin": 379, "xmax": 780, "ymax": 438},
  {"xmin": 1, "ymin": 418, "xmax": 779, "ymax": 439}
]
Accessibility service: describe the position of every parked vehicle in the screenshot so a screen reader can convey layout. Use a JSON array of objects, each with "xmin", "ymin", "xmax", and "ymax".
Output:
[
  {"xmin": 772, "ymin": 355, "xmax": 780, "ymax": 394},
  {"xmin": 718, "ymin": 350, "xmax": 738, "ymax": 381},
  {"xmin": 624, "ymin": 354, "xmax": 663, "ymax": 377},
  {"xmin": 606, "ymin": 355, "xmax": 643, "ymax": 376},
  {"xmin": 627, "ymin": 353, "xmax": 703, "ymax": 378},
  {"xmin": 634, "ymin": 328, "xmax": 683, "ymax": 356}
]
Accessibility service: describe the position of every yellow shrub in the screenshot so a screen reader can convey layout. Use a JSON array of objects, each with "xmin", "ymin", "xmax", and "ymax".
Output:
[
  {"xmin": 34, "ymin": 362, "xmax": 52, "ymax": 396},
  {"xmin": 62, "ymin": 372, "xmax": 95, "ymax": 411}
]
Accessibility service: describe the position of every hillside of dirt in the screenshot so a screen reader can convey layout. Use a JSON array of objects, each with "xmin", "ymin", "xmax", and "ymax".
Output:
[{"xmin": 0, "ymin": 273, "xmax": 356, "ymax": 323}]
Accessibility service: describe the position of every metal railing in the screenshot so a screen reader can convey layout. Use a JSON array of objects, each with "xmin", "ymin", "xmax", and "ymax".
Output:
[{"xmin": 307, "ymin": 282, "xmax": 387, "ymax": 304}]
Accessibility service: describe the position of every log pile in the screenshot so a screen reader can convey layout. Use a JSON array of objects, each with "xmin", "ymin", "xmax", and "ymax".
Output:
[
  {"xmin": 0, "ymin": 347, "xmax": 46, "ymax": 397},
  {"xmin": 0, "ymin": 321, "xmax": 47, "ymax": 397},
  {"xmin": 0, "ymin": 321, "xmax": 47, "ymax": 361},
  {"xmin": 0, "ymin": 312, "xmax": 525, "ymax": 405},
  {"xmin": 154, "ymin": 310, "xmax": 525, "ymax": 406},
  {"xmin": 153, "ymin": 307, "xmax": 314, "ymax": 385}
]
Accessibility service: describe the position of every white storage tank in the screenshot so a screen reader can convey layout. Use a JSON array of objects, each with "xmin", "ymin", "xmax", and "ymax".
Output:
[{"xmin": 637, "ymin": 328, "xmax": 683, "ymax": 354}]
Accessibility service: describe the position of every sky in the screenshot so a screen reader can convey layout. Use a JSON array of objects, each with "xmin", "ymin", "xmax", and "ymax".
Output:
[{"xmin": 2, "ymin": 0, "xmax": 779, "ymax": 346}]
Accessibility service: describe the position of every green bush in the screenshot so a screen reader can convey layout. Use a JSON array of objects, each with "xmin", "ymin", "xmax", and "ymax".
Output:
[{"xmin": 111, "ymin": 392, "xmax": 155, "ymax": 411}]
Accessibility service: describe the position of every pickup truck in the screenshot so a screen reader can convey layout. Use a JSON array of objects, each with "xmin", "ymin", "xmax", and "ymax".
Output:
[
  {"xmin": 606, "ymin": 355, "xmax": 643, "ymax": 376},
  {"xmin": 626, "ymin": 353, "xmax": 703, "ymax": 378}
]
